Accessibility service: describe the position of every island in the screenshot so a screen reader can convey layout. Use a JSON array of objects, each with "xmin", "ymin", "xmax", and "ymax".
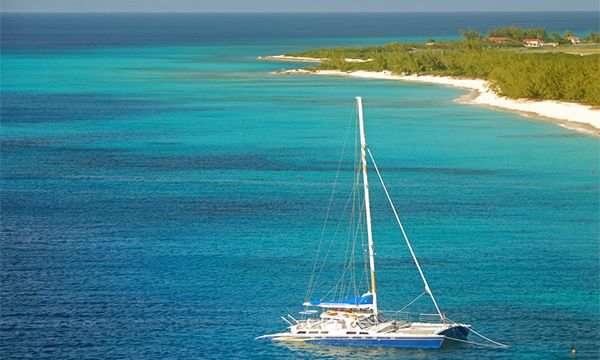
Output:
[{"xmin": 262, "ymin": 27, "xmax": 600, "ymax": 135}]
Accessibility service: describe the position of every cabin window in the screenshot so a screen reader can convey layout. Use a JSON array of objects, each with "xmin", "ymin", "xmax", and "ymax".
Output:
[
  {"xmin": 321, "ymin": 331, "xmax": 329, "ymax": 334},
  {"xmin": 297, "ymin": 331, "xmax": 306, "ymax": 334},
  {"xmin": 309, "ymin": 331, "xmax": 318, "ymax": 334},
  {"xmin": 360, "ymin": 332, "xmax": 368, "ymax": 335},
  {"xmin": 346, "ymin": 331, "xmax": 356, "ymax": 335}
]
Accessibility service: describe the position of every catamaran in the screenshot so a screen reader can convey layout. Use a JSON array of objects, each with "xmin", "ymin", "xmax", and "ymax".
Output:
[{"xmin": 257, "ymin": 97, "xmax": 473, "ymax": 349}]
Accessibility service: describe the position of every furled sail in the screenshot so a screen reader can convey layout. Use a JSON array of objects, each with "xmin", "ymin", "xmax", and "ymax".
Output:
[{"xmin": 304, "ymin": 293, "xmax": 373, "ymax": 309}]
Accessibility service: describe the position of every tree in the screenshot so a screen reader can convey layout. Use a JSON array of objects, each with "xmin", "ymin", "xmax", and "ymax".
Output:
[
  {"xmin": 550, "ymin": 32, "xmax": 566, "ymax": 44},
  {"xmin": 563, "ymin": 29, "xmax": 575, "ymax": 39},
  {"xmin": 459, "ymin": 28, "xmax": 482, "ymax": 41},
  {"xmin": 488, "ymin": 26, "xmax": 548, "ymax": 41},
  {"xmin": 584, "ymin": 30, "xmax": 600, "ymax": 43}
]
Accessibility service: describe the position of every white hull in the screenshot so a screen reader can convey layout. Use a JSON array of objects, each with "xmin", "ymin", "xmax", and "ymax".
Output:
[{"xmin": 258, "ymin": 316, "xmax": 470, "ymax": 349}]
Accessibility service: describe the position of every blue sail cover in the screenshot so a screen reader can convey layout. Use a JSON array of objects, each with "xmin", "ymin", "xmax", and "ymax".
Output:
[{"xmin": 309, "ymin": 294, "xmax": 373, "ymax": 307}]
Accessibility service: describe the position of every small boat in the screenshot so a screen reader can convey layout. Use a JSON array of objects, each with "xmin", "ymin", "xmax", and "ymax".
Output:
[{"xmin": 258, "ymin": 97, "xmax": 471, "ymax": 349}]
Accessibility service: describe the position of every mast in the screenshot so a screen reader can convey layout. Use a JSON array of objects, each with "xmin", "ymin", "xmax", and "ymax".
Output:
[{"xmin": 356, "ymin": 96, "xmax": 378, "ymax": 316}]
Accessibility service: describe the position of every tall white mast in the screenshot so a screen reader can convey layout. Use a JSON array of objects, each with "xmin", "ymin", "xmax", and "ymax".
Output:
[{"xmin": 356, "ymin": 96, "xmax": 378, "ymax": 316}]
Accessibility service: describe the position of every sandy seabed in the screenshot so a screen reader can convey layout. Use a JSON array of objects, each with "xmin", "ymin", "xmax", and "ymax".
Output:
[{"xmin": 265, "ymin": 56, "xmax": 600, "ymax": 136}]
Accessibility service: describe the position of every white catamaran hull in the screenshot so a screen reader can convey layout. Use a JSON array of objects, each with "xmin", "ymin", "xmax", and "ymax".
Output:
[
  {"xmin": 260, "ymin": 334, "xmax": 445, "ymax": 348},
  {"xmin": 258, "ymin": 324, "xmax": 470, "ymax": 349}
]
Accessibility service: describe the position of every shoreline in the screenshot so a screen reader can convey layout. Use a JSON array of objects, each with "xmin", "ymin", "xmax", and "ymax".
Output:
[
  {"xmin": 258, "ymin": 55, "xmax": 323, "ymax": 63},
  {"xmin": 264, "ymin": 56, "xmax": 600, "ymax": 136},
  {"xmin": 259, "ymin": 55, "xmax": 373, "ymax": 63}
]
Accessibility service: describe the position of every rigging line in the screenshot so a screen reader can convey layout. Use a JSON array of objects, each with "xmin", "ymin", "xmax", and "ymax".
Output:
[
  {"xmin": 358, "ymin": 201, "xmax": 369, "ymax": 292},
  {"xmin": 366, "ymin": 147, "xmax": 444, "ymax": 321},
  {"xmin": 398, "ymin": 291, "xmax": 427, "ymax": 312},
  {"xmin": 344, "ymin": 197, "xmax": 368, "ymax": 295},
  {"xmin": 337, "ymin": 228, "xmax": 352, "ymax": 300},
  {"xmin": 443, "ymin": 336, "xmax": 508, "ymax": 349},
  {"xmin": 322, "ymin": 120, "xmax": 367, "ymax": 298},
  {"xmin": 351, "ymin": 199, "xmax": 367, "ymax": 291},
  {"xmin": 312, "ymin": 103, "xmax": 360, "ymax": 301},
  {"xmin": 313, "ymin": 182, "xmax": 358, "ymax": 300},
  {"xmin": 380, "ymin": 292, "xmax": 426, "ymax": 320},
  {"xmin": 323, "ymin": 193, "xmax": 360, "ymax": 301},
  {"xmin": 349, "ymin": 214, "xmax": 359, "ymax": 299},
  {"xmin": 336, "ymin": 213, "xmax": 352, "ymax": 299},
  {"xmin": 354, "ymin": 113, "xmax": 371, "ymax": 296},
  {"xmin": 343, "ymin": 192, "xmax": 361, "ymax": 299},
  {"xmin": 467, "ymin": 328, "xmax": 509, "ymax": 348},
  {"xmin": 353, "ymin": 200, "xmax": 367, "ymax": 292},
  {"xmin": 337, "ymin": 176, "xmax": 358, "ymax": 300},
  {"xmin": 351, "ymin": 100, "xmax": 361, "ymax": 298},
  {"xmin": 351, "ymin": 199, "xmax": 367, "ymax": 297},
  {"xmin": 345, "ymin": 154, "xmax": 356, "ymax": 296},
  {"xmin": 340, "ymin": 176, "xmax": 360, "ymax": 300},
  {"xmin": 324, "ymin": 196, "xmax": 361, "ymax": 301},
  {"xmin": 317, "ymin": 178, "xmax": 363, "ymax": 300},
  {"xmin": 443, "ymin": 316, "xmax": 509, "ymax": 349},
  {"xmin": 312, "ymin": 107, "xmax": 362, "ymax": 300},
  {"xmin": 305, "ymin": 105, "xmax": 356, "ymax": 304}
]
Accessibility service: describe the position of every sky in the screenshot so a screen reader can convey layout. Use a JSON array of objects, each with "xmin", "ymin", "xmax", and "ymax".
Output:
[{"xmin": 1, "ymin": 0, "xmax": 598, "ymax": 13}]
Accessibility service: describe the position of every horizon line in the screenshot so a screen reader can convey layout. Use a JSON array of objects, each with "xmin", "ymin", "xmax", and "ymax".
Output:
[{"xmin": 1, "ymin": 10, "xmax": 598, "ymax": 14}]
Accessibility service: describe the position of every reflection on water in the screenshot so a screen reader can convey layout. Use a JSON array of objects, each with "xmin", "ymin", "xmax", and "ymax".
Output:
[{"xmin": 274, "ymin": 339, "xmax": 467, "ymax": 359}]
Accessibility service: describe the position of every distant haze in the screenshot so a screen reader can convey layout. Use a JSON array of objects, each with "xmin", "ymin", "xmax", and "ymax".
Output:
[{"xmin": 1, "ymin": 0, "xmax": 598, "ymax": 13}]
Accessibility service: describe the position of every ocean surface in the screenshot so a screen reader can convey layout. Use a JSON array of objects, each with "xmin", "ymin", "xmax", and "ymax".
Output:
[{"xmin": 1, "ymin": 12, "xmax": 599, "ymax": 359}]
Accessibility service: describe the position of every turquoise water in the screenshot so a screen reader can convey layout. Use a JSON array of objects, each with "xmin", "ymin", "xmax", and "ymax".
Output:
[{"xmin": 1, "ymin": 13, "xmax": 599, "ymax": 359}]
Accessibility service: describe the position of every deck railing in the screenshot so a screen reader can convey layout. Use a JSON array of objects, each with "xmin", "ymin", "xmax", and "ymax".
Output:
[
  {"xmin": 418, "ymin": 313, "xmax": 444, "ymax": 323},
  {"xmin": 381, "ymin": 311, "xmax": 444, "ymax": 323}
]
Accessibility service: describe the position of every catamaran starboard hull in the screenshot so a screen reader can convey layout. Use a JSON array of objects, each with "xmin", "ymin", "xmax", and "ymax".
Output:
[{"xmin": 438, "ymin": 325, "xmax": 470, "ymax": 340}]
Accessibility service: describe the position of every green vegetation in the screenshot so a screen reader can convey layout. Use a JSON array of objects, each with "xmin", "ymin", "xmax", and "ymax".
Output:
[
  {"xmin": 485, "ymin": 26, "xmax": 599, "ymax": 43},
  {"xmin": 488, "ymin": 26, "xmax": 547, "ymax": 41},
  {"xmin": 584, "ymin": 30, "xmax": 600, "ymax": 43},
  {"xmin": 459, "ymin": 28, "xmax": 482, "ymax": 40},
  {"xmin": 288, "ymin": 28, "xmax": 600, "ymax": 106}
]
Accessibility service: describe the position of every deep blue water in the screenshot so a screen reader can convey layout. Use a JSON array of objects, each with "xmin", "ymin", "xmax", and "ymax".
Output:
[
  {"xmin": 2, "ymin": 12, "xmax": 598, "ymax": 49},
  {"xmin": 1, "ymin": 13, "xmax": 599, "ymax": 359}
]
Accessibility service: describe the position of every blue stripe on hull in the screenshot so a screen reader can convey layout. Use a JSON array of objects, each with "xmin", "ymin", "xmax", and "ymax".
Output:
[{"xmin": 304, "ymin": 338, "xmax": 444, "ymax": 349}]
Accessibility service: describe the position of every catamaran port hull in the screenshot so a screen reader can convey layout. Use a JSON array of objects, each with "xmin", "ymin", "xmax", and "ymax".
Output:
[
  {"xmin": 305, "ymin": 337, "xmax": 444, "ymax": 348},
  {"xmin": 258, "ymin": 334, "xmax": 446, "ymax": 349}
]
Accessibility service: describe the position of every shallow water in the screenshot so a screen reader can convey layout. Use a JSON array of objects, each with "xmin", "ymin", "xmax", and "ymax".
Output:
[{"xmin": 1, "ymin": 13, "xmax": 599, "ymax": 359}]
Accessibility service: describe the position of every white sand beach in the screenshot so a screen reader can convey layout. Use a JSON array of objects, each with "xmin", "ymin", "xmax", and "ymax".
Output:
[
  {"xmin": 265, "ymin": 57, "xmax": 600, "ymax": 136},
  {"xmin": 259, "ymin": 55, "xmax": 372, "ymax": 63},
  {"xmin": 259, "ymin": 55, "xmax": 324, "ymax": 62}
]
